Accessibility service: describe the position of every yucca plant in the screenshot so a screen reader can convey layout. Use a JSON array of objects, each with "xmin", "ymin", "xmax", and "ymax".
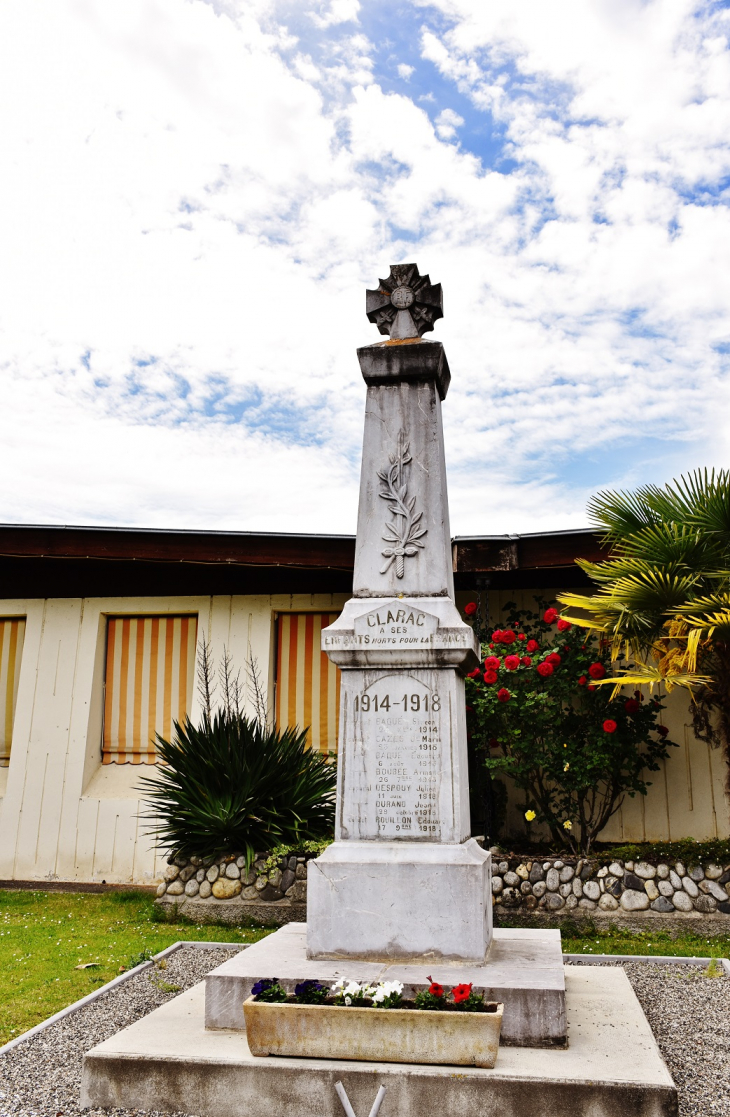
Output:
[
  {"xmin": 558, "ymin": 468, "xmax": 730, "ymax": 774},
  {"xmin": 139, "ymin": 711, "xmax": 336, "ymax": 866}
]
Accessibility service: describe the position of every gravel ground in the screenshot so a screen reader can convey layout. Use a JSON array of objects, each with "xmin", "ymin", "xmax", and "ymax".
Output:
[
  {"xmin": 0, "ymin": 949, "xmax": 727, "ymax": 1116},
  {"xmin": 567, "ymin": 959, "xmax": 730, "ymax": 1117},
  {"xmin": 0, "ymin": 946, "xmax": 241, "ymax": 1117}
]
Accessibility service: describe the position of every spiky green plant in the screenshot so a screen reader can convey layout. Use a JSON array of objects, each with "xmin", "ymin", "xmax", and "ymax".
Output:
[{"xmin": 139, "ymin": 711, "xmax": 336, "ymax": 865}]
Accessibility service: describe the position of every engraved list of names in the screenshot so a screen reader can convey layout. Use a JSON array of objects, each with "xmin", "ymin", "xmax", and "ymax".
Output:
[{"xmin": 342, "ymin": 672, "xmax": 453, "ymax": 841}]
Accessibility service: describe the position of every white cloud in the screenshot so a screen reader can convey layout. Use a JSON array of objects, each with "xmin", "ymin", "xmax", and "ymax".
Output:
[
  {"xmin": 397, "ymin": 62, "xmax": 415, "ymax": 80},
  {"xmin": 0, "ymin": 0, "xmax": 729, "ymax": 538},
  {"xmin": 434, "ymin": 107, "xmax": 464, "ymax": 140}
]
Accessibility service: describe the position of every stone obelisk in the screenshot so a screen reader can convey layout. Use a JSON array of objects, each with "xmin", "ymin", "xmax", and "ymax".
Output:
[{"xmin": 307, "ymin": 264, "xmax": 491, "ymax": 963}]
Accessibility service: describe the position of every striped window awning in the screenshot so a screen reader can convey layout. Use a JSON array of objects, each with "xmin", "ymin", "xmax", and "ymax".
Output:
[
  {"xmin": 0, "ymin": 618, "xmax": 25, "ymax": 766},
  {"xmin": 103, "ymin": 615, "xmax": 198, "ymax": 765},
  {"xmin": 275, "ymin": 613, "xmax": 341, "ymax": 752}
]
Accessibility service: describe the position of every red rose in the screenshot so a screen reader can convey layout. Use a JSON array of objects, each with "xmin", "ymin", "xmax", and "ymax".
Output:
[
  {"xmin": 526, "ymin": 639, "xmax": 539, "ymax": 653},
  {"xmin": 536, "ymin": 662, "xmax": 553, "ymax": 678},
  {"xmin": 521, "ymin": 656, "xmax": 532, "ymax": 666},
  {"xmin": 657, "ymin": 725, "xmax": 669, "ymax": 737},
  {"xmin": 557, "ymin": 618, "xmax": 572, "ymax": 632},
  {"xmin": 544, "ymin": 608, "xmax": 558, "ymax": 623},
  {"xmin": 467, "ymin": 668, "xmax": 481, "ymax": 679},
  {"xmin": 504, "ymin": 655, "xmax": 520, "ymax": 670},
  {"xmin": 501, "ymin": 630, "xmax": 517, "ymax": 644},
  {"xmin": 587, "ymin": 684, "xmax": 596, "ymax": 691},
  {"xmin": 588, "ymin": 663, "xmax": 605, "ymax": 680},
  {"xmin": 484, "ymin": 656, "xmax": 500, "ymax": 669},
  {"xmin": 546, "ymin": 652, "xmax": 561, "ymax": 666},
  {"xmin": 452, "ymin": 983, "xmax": 473, "ymax": 1004},
  {"xmin": 624, "ymin": 699, "xmax": 640, "ymax": 714},
  {"xmin": 483, "ymin": 670, "xmax": 498, "ymax": 684},
  {"xmin": 489, "ymin": 643, "xmax": 496, "ymax": 649},
  {"xmin": 497, "ymin": 688, "xmax": 511, "ymax": 702},
  {"xmin": 517, "ymin": 633, "xmax": 527, "ymax": 641},
  {"xmin": 492, "ymin": 630, "xmax": 503, "ymax": 642},
  {"xmin": 488, "ymin": 738, "xmax": 501, "ymax": 749},
  {"xmin": 603, "ymin": 719, "xmax": 617, "ymax": 733},
  {"xmin": 465, "ymin": 705, "xmax": 473, "ymax": 713},
  {"xmin": 578, "ymin": 675, "xmax": 587, "ymax": 686},
  {"xmin": 464, "ymin": 602, "xmax": 478, "ymax": 617}
]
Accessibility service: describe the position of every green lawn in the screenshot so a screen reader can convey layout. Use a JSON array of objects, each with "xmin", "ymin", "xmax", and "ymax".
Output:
[
  {"xmin": 559, "ymin": 922, "xmax": 730, "ymax": 959},
  {"xmin": 0, "ymin": 889, "xmax": 273, "ymax": 1046},
  {"xmin": 1, "ymin": 890, "xmax": 728, "ymax": 1049}
]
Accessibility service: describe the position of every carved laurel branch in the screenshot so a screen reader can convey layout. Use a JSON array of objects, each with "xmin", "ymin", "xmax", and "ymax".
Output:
[{"xmin": 378, "ymin": 438, "xmax": 427, "ymax": 577}]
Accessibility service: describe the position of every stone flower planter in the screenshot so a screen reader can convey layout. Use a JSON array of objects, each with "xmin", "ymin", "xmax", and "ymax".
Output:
[{"xmin": 243, "ymin": 997, "xmax": 503, "ymax": 1068}]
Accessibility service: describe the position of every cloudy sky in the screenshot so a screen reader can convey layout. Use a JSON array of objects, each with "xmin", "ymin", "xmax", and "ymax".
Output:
[{"xmin": 1, "ymin": 0, "xmax": 730, "ymax": 537}]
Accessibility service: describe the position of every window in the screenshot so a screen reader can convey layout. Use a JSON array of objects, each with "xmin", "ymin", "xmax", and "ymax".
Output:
[
  {"xmin": 0, "ymin": 618, "xmax": 25, "ymax": 766},
  {"xmin": 275, "ymin": 613, "xmax": 341, "ymax": 752},
  {"xmin": 102, "ymin": 615, "xmax": 197, "ymax": 764}
]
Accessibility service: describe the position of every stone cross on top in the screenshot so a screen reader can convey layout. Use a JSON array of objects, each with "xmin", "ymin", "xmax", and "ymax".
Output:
[{"xmin": 365, "ymin": 263, "xmax": 443, "ymax": 340}]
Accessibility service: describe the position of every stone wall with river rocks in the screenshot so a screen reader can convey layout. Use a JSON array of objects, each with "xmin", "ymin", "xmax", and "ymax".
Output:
[
  {"xmin": 155, "ymin": 851, "xmax": 310, "ymax": 926},
  {"xmin": 491, "ymin": 854, "xmax": 730, "ymax": 921},
  {"xmin": 155, "ymin": 847, "xmax": 730, "ymax": 930}
]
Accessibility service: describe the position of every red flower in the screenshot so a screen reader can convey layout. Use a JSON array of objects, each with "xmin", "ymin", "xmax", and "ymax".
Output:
[
  {"xmin": 546, "ymin": 652, "xmax": 561, "ymax": 666},
  {"xmin": 488, "ymin": 738, "xmax": 501, "ymax": 749},
  {"xmin": 517, "ymin": 632, "xmax": 527, "ymax": 641},
  {"xmin": 452, "ymin": 983, "xmax": 473, "ymax": 1004},
  {"xmin": 467, "ymin": 668, "xmax": 481, "ymax": 679},
  {"xmin": 578, "ymin": 675, "xmax": 587, "ymax": 686},
  {"xmin": 426, "ymin": 978, "xmax": 444, "ymax": 998},
  {"xmin": 504, "ymin": 654, "xmax": 520, "ymax": 671},
  {"xmin": 557, "ymin": 618, "xmax": 572, "ymax": 632},
  {"xmin": 624, "ymin": 699, "xmax": 640, "ymax": 714},
  {"xmin": 587, "ymin": 684, "xmax": 596, "ymax": 692},
  {"xmin": 521, "ymin": 656, "xmax": 532, "ymax": 666},
  {"xmin": 492, "ymin": 630, "xmax": 503, "ymax": 642},
  {"xmin": 501, "ymin": 630, "xmax": 517, "ymax": 645},
  {"xmin": 588, "ymin": 663, "xmax": 606, "ymax": 680},
  {"xmin": 536, "ymin": 662, "xmax": 553, "ymax": 678},
  {"xmin": 657, "ymin": 725, "xmax": 669, "ymax": 737},
  {"xmin": 526, "ymin": 639, "xmax": 540, "ymax": 653},
  {"xmin": 544, "ymin": 608, "xmax": 558, "ymax": 623},
  {"xmin": 603, "ymin": 719, "xmax": 617, "ymax": 733},
  {"xmin": 484, "ymin": 656, "xmax": 500, "ymax": 669},
  {"xmin": 497, "ymin": 688, "xmax": 511, "ymax": 702},
  {"xmin": 464, "ymin": 602, "xmax": 478, "ymax": 617},
  {"xmin": 483, "ymin": 670, "xmax": 498, "ymax": 684},
  {"xmin": 489, "ymin": 643, "xmax": 496, "ymax": 649}
]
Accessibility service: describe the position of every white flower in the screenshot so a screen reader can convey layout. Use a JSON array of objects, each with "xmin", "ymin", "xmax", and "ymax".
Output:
[{"xmin": 344, "ymin": 996, "xmax": 352, "ymax": 1006}]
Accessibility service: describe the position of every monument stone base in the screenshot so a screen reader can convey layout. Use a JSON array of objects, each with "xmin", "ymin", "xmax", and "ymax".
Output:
[
  {"xmin": 306, "ymin": 839, "xmax": 491, "ymax": 963},
  {"xmin": 205, "ymin": 923, "xmax": 566, "ymax": 1047},
  {"xmin": 81, "ymin": 967, "xmax": 678, "ymax": 1117}
]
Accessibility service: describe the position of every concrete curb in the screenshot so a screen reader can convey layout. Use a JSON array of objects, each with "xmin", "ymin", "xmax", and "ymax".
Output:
[
  {"xmin": 564, "ymin": 952, "xmax": 730, "ymax": 976},
  {"xmin": 0, "ymin": 939, "xmax": 247, "ymax": 1056}
]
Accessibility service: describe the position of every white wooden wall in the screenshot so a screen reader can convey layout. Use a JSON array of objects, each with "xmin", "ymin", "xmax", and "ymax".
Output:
[{"xmin": 0, "ymin": 592, "xmax": 348, "ymax": 884}]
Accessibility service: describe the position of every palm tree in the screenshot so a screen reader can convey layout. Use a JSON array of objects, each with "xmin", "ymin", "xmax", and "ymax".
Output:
[{"xmin": 558, "ymin": 469, "xmax": 730, "ymax": 778}]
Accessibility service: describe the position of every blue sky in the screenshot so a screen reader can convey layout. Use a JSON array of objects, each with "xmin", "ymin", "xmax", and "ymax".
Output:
[{"xmin": 1, "ymin": 0, "xmax": 730, "ymax": 534}]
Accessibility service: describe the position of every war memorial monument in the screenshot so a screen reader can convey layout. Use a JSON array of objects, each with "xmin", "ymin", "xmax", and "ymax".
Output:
[{"xmin": 81, "ymin": 266, "xmax": 678, "ymax": 1116}]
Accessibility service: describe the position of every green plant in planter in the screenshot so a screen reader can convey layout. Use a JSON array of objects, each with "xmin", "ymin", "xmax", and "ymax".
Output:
[
  {"xmin": 463, "ymin": 598, "xmax": 676, "ymax": 855},
  {"xmin": 139, "ymin": 709, "xmax": 336, "ymax": 868}
]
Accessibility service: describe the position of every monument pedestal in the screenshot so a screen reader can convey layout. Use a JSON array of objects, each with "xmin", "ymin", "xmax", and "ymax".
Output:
[
  {"xmin": 205, "ymin": 923, "xmax": 567, "ymax": 1047},
  {"xmin": 306, "ymin": 839, "xmax": 491, "ymax": 962}
]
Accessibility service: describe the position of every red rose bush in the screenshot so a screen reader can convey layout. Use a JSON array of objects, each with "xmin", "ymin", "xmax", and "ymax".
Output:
[{"xmin": 461, "ymin": 597, "xmax": 675, "ymax": 854}]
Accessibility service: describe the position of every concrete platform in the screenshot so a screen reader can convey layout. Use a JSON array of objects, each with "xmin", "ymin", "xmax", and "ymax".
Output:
[
  {"xmin": 204, "ymin": 922, "xmax": 566, "ymax": 1047},
  {"xmin": 81, "ymin": 967, "xmax": 678, "ymax": 1117}
]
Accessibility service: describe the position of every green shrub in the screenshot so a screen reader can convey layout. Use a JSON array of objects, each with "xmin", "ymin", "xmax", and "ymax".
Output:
[{"xmin": 139, "ymin": 711, "xmax": 336, "ymax": 866}]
